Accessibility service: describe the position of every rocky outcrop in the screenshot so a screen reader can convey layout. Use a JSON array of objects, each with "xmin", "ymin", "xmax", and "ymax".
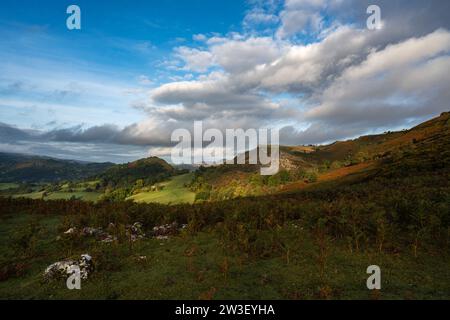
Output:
[
  {"xmin": 152, "ymin": 222, "xmax": 187, "ymax": 240},
  {"xmin": 61, "ymin": 221, "xmax": 186, "ymax": 243},
  {"xmin": 44, "ymin": 254, "xmax": 93, "ymax": 281},
  {"xmin": 152, "ymin": 222, "xmax": 179, "ymax": 237},
  {"xmin": 62, "ymin": 222, "xmax": 147, "ymax": 243}
]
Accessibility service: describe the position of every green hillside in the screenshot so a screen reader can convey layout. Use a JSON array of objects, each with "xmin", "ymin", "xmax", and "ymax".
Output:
[
  {"xmin": 0, "ymin": 113, "xmax": 449, "ymax": 299},
  {"xmin": 128, "ymin": 173, "xmax": 195, "ymax": 204},
  {"xmin": 192, "ymin": 112, "xmax": 450, "ymax": 200},
  {"xmin": 99, "ymin": 157, "xmax": 175, "ymax": 187},
  {"xmin": 0, "ymin": 183, "xmax": 19, "ymax": 190}
]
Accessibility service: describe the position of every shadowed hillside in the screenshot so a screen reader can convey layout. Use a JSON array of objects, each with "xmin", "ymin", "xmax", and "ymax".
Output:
[
  {"xmin": 98, "ymin": 156, "xmax": 176, "ymax": 187},
  {"xmin": 0, "ymin": 153, "xmax": 113, "ymax": 183}
]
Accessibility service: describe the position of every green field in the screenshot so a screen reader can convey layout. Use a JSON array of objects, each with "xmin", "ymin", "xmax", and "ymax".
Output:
[
  {"xmin": 128, "ymin": 173, "xmax": 195, "ymax": 205},
  {"xmin": 13, "ymin": 191, "xmax": 102, "ymax": 202},
  {"xmin": 13, "ymin": 191, "xmax": 46, "ymax": 199},
  {"xmin": 5, "ymin": 174, "xmax": 193, "ymax": 204},
  {"xmin": 45, "ymin": 192, "xmax": 102, "ymax": 202},
  {"xmin": 0, "ymin": 212, "xmax": 449, "ymax": 299},
  {"xmin": 0, "ymin": 183, "xmax": 19, "ymax": 191}
]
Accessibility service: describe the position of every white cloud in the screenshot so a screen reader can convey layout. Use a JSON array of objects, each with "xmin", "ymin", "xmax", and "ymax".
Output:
[
  {"xmin": 148, "ymin": 22, "xmax": 450, "ymax": 146},
  {"xmin": 277, "ymin": 10, "xmax": 323, "ymax": 38},
  {"xmin": 193, "ymin": 34, "xmax": 207, "ymax": 42},
  {"xmin": 276, "ymin": 0, "xmax": 328, "ymax": 38},
  {"xmin": 306, "ymin": 29, "xmax": 450, "ymax": 126},
  {"xmin": 210, "ymin": 37, "xmax": 285, "ymax": 73},
  {"xmin": 138, "ymin": 75, "xmax": 153, "ymax": 86},
  {"xmin": 236, "ymin": 26, "xmax": 375, "ymax": 93},
  {"xmin": 4, "ymin": 0, "xmax": 450, "ymax": 161},
  {"xmin": 243, "ymin": 8, "xmax": 279, "ymax": 28},
  {"xmin": 174, "ymin": 47, "xmax": 215, "ymax": 72}
]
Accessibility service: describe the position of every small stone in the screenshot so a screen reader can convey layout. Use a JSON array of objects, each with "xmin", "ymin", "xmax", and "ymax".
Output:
[
  {"xmin": 64, "ymin": 227, "xmax": 77, "ymax": 235},
  {"xmin": 100, "ymin": 235, "xmax": 117, "ymax": 243}
]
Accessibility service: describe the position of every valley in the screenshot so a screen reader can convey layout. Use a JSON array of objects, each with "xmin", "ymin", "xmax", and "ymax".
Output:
[{"xmin": 0, "ymin": 112, "xmax": 449, "ymax": 299}]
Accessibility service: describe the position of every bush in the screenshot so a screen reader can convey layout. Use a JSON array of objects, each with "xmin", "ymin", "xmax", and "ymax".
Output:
[{"xmin": 11, "ymin": 217, "xmax": 42, "ymax": 258}]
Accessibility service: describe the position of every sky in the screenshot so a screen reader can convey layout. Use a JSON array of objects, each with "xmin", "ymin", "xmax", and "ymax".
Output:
[{"xmin": 0, "ymin": 0, "xmax": 450, "ymax": 163}]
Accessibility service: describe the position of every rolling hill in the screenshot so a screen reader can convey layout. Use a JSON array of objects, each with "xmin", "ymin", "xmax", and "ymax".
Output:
[
  {"xmin": 191, "ymin": 111, "xmax": 450, "ymax": 200},
  {"xmin": 1, "ymin": 112, "xmax": 449, "ymax": 204},
  {"xmin": 127, "ymin": 173, "xmax": 195, "ymax": 205},
  {"xmin": 0, "ymin": 154, "xmax": 190, "ymax": 203},
  {"xmin": 0, "ymin": 153, "xmax": 113, "ymax": 183},
  {"xmin": 98, "ymin": 156, "xmax": 177, "ymax": 188},
  {"xmin": 0, "ymin": 112, "xmax": 449, "ymax": 299}
]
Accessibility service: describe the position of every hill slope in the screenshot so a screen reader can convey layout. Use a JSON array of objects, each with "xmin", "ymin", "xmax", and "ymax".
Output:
[
  {"xmin": 281, "ymin": 111, "xmax": 450, "ymax": 192},
  {"xmin": 0, "ymin": 153, "xmax": 113, "ymax": 183},
  {"xmin": 98, "ymin": 156, "xmax": 176, "ymax": 188},
  {"xmin": 0, "ymin": 113, "xmax": 449, "ymax": 299},
  {"xmin": 127, "ymin": 173, "xmax": 195, "ymax": 204},
  {"xmin": 191, "ymin": 112, "xmax": 450, "ymax": 200}
]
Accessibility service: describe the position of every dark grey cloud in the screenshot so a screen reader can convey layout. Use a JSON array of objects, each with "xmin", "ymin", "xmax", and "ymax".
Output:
[
  {"xmin": 280, "ymin": 123, "xmax": 364, "ymax": 146},
  {"xmin": 0, "ymin": 140, "xmax": 149, "ymax": 164},
  {"xmin": 329, "ymin": 0, "xmax": 450, "ymax": 36},
  {"xmin": 0, "ymin": 123, "xmax": 173, "ymax": 148},
  {"xmin": 0, "ymin": 123, "xmax": 30, "ymax": 141},
  {"xmin": 0, "ymin": 123, "xmax": 153, "ymax": 163}
]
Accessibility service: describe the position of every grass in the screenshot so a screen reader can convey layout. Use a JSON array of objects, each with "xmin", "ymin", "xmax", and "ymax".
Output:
[
  {"xmin": 1, "ymin": 113, "xmax": 449, "ymax": 300},
  {"xmin": 45, "ymin": 192, "xmax": 102, "ymax": 202},
  {"xmin": 6, "ymin": 174, "xmax": 191, "ymax": 204},
  {"xmin": 0, "ymin": 215, "xmax": 448, "ymax": 300},
  {"xmin": 128, "ymin": 173, "xmax": 195, "ymax": 205},
  {"xmin": 0, "ymin": 183, "xmax": 19, "ymax": 191},
  {"xmin": 13, "ymin": 191, "xmax": 46, "ymax": 200},
  {"xmin": 13, "ymin": 191, "xmax": 102, "ymax": 202}
]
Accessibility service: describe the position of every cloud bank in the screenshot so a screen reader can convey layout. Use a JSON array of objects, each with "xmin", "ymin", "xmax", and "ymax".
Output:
[{"xmin": 1, "ymin": 0, "xmax": 450, "ymax": 162}]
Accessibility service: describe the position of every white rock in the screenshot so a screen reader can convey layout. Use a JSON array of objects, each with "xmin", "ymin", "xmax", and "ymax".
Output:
[
  {"xmin": 44, "ymin": 254, "xmax": 93, "ymax": 281},
  {"xmin": 64, "ymin": 227, "xmax": 77, "ymax": 235}
]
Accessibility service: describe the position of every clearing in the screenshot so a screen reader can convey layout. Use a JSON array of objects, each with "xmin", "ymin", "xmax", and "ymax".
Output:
[{"xmin": 128, "ymin": 173, "xmax": 195, "ymax": 205}]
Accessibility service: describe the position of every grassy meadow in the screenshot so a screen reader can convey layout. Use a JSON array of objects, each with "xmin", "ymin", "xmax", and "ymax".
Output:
[
  {"xmin": 12, "ymin": 191, "xmax": 102, "ymax": 202},
  {"xmin": 0, "ymin": 211, "xmax": 448, "ymax": 300},
  {"xmin": 0, "ymin": 183, "xmax": 20, "ymax": 191},
  {"xmin": 128, "ymin": 173, "xmax": 195, "ymax": 205}
]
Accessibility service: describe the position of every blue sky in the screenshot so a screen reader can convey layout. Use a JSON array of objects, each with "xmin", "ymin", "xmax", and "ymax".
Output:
[
  {"xmin": 0, "ymin": 0, "xmax": 247, "ymax": 129},
  {"xmin": 1, "ymin": 0, "xmax": 449, "ymax": 162}
]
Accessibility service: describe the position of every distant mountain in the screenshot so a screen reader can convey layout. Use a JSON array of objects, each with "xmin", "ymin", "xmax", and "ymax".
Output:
[
  {"xmin": 2, "ymin": 112, "xmax": 448, "ymax": 196},
  {"xmin": 0, "ymin": 153, "xmax": 114, "ymax": 183}
]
